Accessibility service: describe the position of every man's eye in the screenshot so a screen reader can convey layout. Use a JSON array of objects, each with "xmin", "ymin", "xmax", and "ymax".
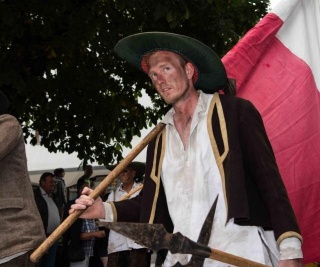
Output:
[
  {"xmin": 150, "ymin": 73, "xmax": 157, "ymax": 79},
  {"xmin": 164, "ymin": 67, "xmax": 170, "ymax": 71}
]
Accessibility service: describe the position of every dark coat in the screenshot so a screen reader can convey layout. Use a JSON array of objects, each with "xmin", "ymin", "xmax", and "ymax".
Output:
[
  {"xmin": 62, "ymin": 199, "xmax": 83, "ymax": 248},
  {"xmin": 112, "ymin": 93, "xmax": 301, "ymax": 245}
]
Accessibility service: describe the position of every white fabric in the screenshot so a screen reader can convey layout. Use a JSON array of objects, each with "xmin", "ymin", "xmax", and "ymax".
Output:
[
  {"xmin": 103, "ymin": 203, "xmax": 114, "ymax": 222},
  {"xmin": 272, "ymin": 0, "xmax": 320, "ymax": 89},
  {"xmin": 107, "ymin": 182, "xmax": 143, "ymax": 254},
  {"xmin": 280, "ymin": 237, "xmax": 303, "ymax": 260}
]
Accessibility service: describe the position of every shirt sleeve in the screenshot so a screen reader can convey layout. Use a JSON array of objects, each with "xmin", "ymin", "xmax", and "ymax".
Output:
[
  {"xmin": 279, "ymin": 237, "xmax": 303, "ymax": 260},
  {"xmin": 101, "ymin": 202, "xmax": 114, "ymax": 222}
]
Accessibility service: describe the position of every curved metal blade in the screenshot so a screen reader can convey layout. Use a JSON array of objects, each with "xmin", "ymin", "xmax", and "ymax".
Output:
[
  {"xmin": 98, "ymin": 195, "xmax": 219, "ymax": 267},
  {"xmin": 98, "ymin": 221, "xmax": 173, "ymax": 251},
  {"xmin": 171, "ymin": 195, "xmax": 218, "ymax": 267}
]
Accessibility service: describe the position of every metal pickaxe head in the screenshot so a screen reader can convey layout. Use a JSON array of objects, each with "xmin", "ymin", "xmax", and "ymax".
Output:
[
  {"xmin": 98, "ymin": 196, "xmax": 269, "ymax": 267},
  {"xmin": 97, "ymin": 196, "xmax": 219, "ymax": 261}
]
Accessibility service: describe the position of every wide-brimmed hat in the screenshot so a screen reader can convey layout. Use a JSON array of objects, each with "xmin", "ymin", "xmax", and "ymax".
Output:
[
  {"xmin": 114, "ymin": 32, "xmax": 227, "ymax": 93},
  {"xmin": 107, "ymin": 161, "xmax": 146, "ymax": 181}
]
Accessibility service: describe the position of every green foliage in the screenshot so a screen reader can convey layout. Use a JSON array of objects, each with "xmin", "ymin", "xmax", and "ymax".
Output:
[{"xmin": 0, "ymin": 0, "xmax": 269, "ymax": 165}]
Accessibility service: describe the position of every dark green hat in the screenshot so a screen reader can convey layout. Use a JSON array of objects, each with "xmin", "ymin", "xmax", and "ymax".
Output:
[{"xmin": 114, "ymin": 32, "xmax": 227, "ymax": 93}]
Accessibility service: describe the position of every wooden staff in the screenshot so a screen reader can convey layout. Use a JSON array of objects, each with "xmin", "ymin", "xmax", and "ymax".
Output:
[{"xmin": 30, "ymin": 122, "xmax": 166, "ymax": 263}]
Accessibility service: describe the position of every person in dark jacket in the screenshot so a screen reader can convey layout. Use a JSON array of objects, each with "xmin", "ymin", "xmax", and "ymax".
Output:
[
  {"xmin": 63, "ymin": 178, "xmax": 105, "ymax": 267},
  {"xmin": 53, "ymin": 167, "xmax": 67, "ymax": 220},
  {"xmin": 34, "ymin": 172, "xmax": 60, "ymax": 267}
]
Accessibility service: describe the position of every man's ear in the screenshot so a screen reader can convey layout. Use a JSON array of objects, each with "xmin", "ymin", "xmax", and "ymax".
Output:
[{"xmin": 185, "ymin": 62, "xmax": 195, "ymax": 80}]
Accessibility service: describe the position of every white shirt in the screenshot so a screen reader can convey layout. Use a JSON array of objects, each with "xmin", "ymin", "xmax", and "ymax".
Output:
[
  {"xmin": 107, "ymin": 182, "xmax": 143, "ymax": 254},
  {"xmin": 40, "ymin": 187, "xmax": 60, "ymax": 234}
]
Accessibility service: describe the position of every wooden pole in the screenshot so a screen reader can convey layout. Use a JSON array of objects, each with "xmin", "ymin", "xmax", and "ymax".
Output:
[{"xmin": 30, "ymin": 122, "xmax": 166, "ymax": 263}]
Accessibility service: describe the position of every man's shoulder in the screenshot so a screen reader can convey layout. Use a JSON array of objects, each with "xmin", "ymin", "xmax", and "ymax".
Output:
[
  {"xmin": 213, "ymin": 93, "xmax": 255, "ymax": 113},
  {"xmin": 217, "ymin": 93, "xmax": 250, "ymax": 104},
  {"xmin": 0, "ymin": 114, "xmax": 22, "ymax": 137},
  {"xmin": 0, "ymin": 114, "xmax": 18, "ymax": 122},
  {"xmin": 33, "ymin": 186, "xmax": 41, "ymax": 196}
]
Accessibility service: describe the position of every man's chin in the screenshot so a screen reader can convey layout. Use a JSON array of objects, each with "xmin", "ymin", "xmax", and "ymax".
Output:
[{"xmin": 161, "ymin": 95, "xmax": 176, "ymax": 105}]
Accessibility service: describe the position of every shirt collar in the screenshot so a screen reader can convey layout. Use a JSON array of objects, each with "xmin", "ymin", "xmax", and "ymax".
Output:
[
  {"xmin": 40, "ymin": 187, "xmax": 52, "ymax": 197},
  {"xmin": 119, "ymin": 182, "xmax": 139, "ymax": 192},
  {"xmin": 162, "ymin": 90, "xmax": 208, "ymax": 126}
]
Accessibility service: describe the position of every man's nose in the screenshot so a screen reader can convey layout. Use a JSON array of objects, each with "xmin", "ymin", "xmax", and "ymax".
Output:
[{"xmin": 156, "ymin": 74, "xmax": 165, "ymax": 84}]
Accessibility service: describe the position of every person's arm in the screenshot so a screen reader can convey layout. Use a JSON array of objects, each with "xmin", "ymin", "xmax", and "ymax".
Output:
[
  {"xmin": 278, "ymin": 237, "xmax": 303, "ymax": 267},
  {"xmin": 70, "ymin": 186, "xmax": 143, "ymax": 222},
  {"xmin": 80, "ymin": 230, "xmax": 105, "ymax": 240},
  {"xmin": 70, "ymin": 187, "xmax": 106, "ymax": 219},
  {"xmin": 239, "ymin": 101, "xmax": 302, "ymax": 264}
]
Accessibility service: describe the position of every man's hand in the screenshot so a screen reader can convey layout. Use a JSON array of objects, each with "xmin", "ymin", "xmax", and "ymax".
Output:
[
  {"xmin": 278, "ymin": 259, "xmax": 303, "ymax": 267},
  {"xmin": 69, "ymin": 187, "xmax": 105, "ymax": 219},
  {"xmin": 95, "ymin": 230, "xmax": 106, "ymax": 239}
]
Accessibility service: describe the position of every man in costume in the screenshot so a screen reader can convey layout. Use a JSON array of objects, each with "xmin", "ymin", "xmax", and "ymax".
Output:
[{"xmin": 70, "ymin": 32, "xmax": 303, "ymax": 267}]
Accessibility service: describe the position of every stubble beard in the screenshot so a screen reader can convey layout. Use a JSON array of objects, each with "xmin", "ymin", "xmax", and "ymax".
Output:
[{"xmin": 162, "ymin": 81, "xmax": 190, "ymax": 105}]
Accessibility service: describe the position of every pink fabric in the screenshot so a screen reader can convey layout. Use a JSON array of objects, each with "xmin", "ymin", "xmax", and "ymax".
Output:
[{"xmin": 222, "ymin": 12, "xmax": 320, "ymax": 263}]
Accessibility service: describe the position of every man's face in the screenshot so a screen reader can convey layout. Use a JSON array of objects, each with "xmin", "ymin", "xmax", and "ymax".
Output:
[
  {"xmin": 147, "ymin": 51, "xmax": 193, "ymax": 105},
  {"xmin": 119, "ymin": 168, "xmax": 136, "ymax": 185},
  {"xmin": 41, "ymin": 175, "xmax": 56, "ymax": 194}
]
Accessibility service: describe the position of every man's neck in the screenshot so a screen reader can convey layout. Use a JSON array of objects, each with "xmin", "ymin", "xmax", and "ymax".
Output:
[
  {"xmin": 173, "ymin": 89, "xmax": 199, "ymax": 118},
  {"xmin": 172, "ymin": 90, "xmax": 200, "ymax": 148}
]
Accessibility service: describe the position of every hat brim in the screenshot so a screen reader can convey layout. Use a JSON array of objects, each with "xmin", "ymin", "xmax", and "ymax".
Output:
[
  {"xmin": 114, "ymin": 32, "xmax": 227, "ymax": 93},
  {"xmin": 107, "ymin": 161, "xmax": 146, "ymax": 179}
]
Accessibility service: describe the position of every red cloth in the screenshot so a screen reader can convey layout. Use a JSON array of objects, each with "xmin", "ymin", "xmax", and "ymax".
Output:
[{"xmin": 222, "ymin": 0, "xmax": 320, "ymax": 263}]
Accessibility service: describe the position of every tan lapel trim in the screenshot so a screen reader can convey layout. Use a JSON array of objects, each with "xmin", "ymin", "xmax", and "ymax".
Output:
[
  {"xmin": 149, "ymin": 128, "xmax": 166, "ymax": 223},
  {"xmin": 207, "ymin": 93, "xmax": 229, "ymax": 220}
]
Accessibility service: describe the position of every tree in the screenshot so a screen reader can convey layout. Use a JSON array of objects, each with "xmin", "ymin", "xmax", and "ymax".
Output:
[{"xmin": 0, "ymin": 0, "xmax": 269, "ymax": 165}]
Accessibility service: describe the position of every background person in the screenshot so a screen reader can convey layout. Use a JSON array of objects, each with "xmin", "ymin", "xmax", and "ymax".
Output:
[
  {"xmin": 63, "ymin": 178, "xmax": 106, "ymax": 267},
  {"xmin": 34, "ymin": 172, "xmax": 60, "ymax": 267},
  {"xmin": 53, "ymin": 167, "xmax": 67, "ymax": 220},
  {"xmin": 106, "ymin": 162, "xmax": 149, "ymax": 267}
]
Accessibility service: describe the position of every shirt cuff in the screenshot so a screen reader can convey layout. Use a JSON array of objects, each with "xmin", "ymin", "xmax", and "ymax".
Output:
[
  {"xmin": 279, "ymin": 237, "xmax": 303, "ymax": 260},
  {"xmin": 99, "ymin": 202, "xmax": 114, "ymax": 222}
]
